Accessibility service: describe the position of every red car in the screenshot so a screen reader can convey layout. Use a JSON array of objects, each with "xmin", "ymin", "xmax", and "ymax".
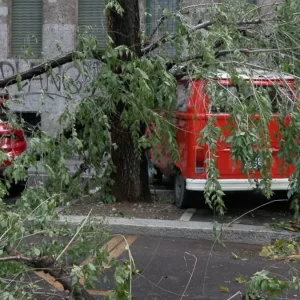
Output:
[
  {"xmin": 149, "ymin": 73, "xmax": 296, "ymax": 208},
  {"xmin": 0, "ymin": 90, "xmax": 27, "ymax": 175}
]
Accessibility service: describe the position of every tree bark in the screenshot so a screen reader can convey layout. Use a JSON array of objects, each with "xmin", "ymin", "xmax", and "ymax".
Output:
[{"xmin": 107, "ymin": 0, "xmax": 151, "ymax": 202}]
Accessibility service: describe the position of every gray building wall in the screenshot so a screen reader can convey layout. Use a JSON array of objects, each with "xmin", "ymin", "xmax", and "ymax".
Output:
[
  {"xmin": 0, "ymin": 0, "xmax": 88, "ymax": 135},
  {"xmin": 0, "ymin": 0, "xmax": 281, "ymax": 135}
]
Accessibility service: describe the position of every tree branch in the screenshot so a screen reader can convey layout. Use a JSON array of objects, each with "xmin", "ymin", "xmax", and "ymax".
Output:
[
  {"xmin": 142, "ymin": 18, "xmax": 271, "ymax": 55},
  {"xmin": 166, "ymin": 46, "xmax": 300, "ymax": 73},
  {"xmin": 3, "ymin": 246, "xmax": 95, "ymax": 300},
  {"xmin": 215, "ymin": 47, "xmax": 300, "ymax": 58},
  {"xmin": 0, "ymin": 52, "xmax": 76, "ymax": 89},
  {"xmin": 148, "ymin": 15, "xmax": 166, "ymax": 41}
]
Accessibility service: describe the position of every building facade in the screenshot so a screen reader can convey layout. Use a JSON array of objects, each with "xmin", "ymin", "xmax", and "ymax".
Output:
[{"xmin": 0, "ymin": 0, "xmax": 281, "ymax": 135}]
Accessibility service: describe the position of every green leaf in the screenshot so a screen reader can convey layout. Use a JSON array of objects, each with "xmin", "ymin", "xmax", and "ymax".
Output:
[
  {"xmin": 235, "ymin": 277, "xmax": 246, "ymax": 284},
  {"xmin": 220, "ymin": 286, "xmax": 229, "ymax": 292},
  {"xmin": 88, "ymin": 263, "xmax": 96, "ymax": 271},
  {"xmin": 34, "ymin": 248, "xmax": 41, "ymax": 256}
]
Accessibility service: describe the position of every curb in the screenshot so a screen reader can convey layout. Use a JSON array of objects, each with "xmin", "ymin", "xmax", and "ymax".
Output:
[{"xmin": 58, "ymin": 215, "xmax": 299, "ymax": 245}]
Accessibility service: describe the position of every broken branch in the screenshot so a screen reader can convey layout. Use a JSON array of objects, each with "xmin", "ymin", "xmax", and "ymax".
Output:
[
  {"xmin": 0, "ymin": 52, "xmax": 76, "ymax": 89},
  {"xmin": 3, "ymin": 246, "xmax": 95, "ymax": 300},
  {"xmin": 142, "ymin": 18, "xmax": 270, "ymax": 55}
]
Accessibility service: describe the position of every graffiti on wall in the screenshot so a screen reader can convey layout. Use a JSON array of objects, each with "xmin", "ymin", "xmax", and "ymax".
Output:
[{"xmin": 0, "ymin": 59, "xmax": 102, "ymax": 97}]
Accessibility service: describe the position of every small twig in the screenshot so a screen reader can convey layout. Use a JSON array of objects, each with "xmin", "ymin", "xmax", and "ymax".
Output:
[
  {"xmin": 180, "ymin": 252, "xmax": 197, "ymax": 300},
  {"xmin": 22, "ymin": 193, "xmax": 64, "ymax": 223},
  {"xmin": 216, "ymin": 47, "xmax": 300, "ymax": 58},
  {"xmin": 179, "ymin": 3, "xmax": 222, "ymax": 12},
  {"xmin": 226, "ymin": 291, "xmax": 242, "ymax": 300},
  {"xmin": 155, "ymin": 204, "xmax": 172, "ymax": 213},
  {"xmin": 0, "ymin": 226, "xmax": 12, "ymax": 243},
  {"xmin": 275, "ymin": 254, "xmax": 300, "ymax": 262},
  {"xmin": 56, "ymin": 209, "xmax": 92, "ymax": 261},
  {"xmin": 148, "ymin": 15, "xmax": 166, "ymax": 40},
  {"xmin": 142, "ymin": 18, "xmax": 272, "ymax": 55},
  {"xmin": 227, "ymin": 199, "xmax": 288, "ymax": 227},
  {"xmin": 0, "ymin": 255, "xmax": 34, "ymax": 263}
]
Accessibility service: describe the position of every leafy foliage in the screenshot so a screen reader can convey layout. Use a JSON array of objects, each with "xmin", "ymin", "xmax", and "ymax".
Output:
[
  {"xmin": 245, "ymin": 270, "xmax": 290, "ymax": 300},
  {"xmin": 260, "ymin": 239, "xmax": 300, "ymax": 259},
  {"xmin": 1, "ymin": 0, "xmax": 300, "ymax": 298}
]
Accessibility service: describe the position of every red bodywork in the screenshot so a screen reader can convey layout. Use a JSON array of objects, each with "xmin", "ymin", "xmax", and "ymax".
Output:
[
  {"xmin": 0, "ymin": 95, "xmax": 27, "ymax": 171},
  {"xmin": 150, "ymin": 77, "xmax": 295, "ymax": 187}
]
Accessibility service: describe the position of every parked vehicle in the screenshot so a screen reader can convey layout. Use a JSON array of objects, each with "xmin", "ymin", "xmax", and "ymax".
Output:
[
  {"xmin": 149, "ymin": 72, "xmax": 296, "ymax": 208},
  {"xmin": 0, "ymin": 90, "xmax": 27, "ymax": 176}
]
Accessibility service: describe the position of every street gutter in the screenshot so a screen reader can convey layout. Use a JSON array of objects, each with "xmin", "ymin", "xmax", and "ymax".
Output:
[{"xmin": 58, "ymin": 215, "xmax": 299, "ymax": 245}]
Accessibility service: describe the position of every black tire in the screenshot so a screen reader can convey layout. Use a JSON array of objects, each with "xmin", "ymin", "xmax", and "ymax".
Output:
[
  {"xmin": 174, "ymin": 171, "xmax": 192, "ymax": 209},
  {"xmin": 9, "ymin": 180, "xmax": 27, "ymax": 196}
]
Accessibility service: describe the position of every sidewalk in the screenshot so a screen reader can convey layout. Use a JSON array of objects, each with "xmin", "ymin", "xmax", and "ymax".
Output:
[
  {"xmin": 58, "ymin": 213, "xmax": 299, "ymax": 245},
  {"xmin": 27, "ymin": 159, "xmax": 299, "ymax": 246}
]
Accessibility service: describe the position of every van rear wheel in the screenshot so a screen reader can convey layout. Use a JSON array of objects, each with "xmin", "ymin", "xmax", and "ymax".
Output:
[{"xmin": 174, "ymin": 171, "xmax": 192, "ymax": 209}]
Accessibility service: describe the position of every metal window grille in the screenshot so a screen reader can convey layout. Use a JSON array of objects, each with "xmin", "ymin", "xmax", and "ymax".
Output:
[
  {"xmin": 78, "ymin": 0, "xmax": 107, "ymax": 49},
  {"xmin": 146, "ymin": 0, "xmax": 178, "ymax": 37},
  {"xmin": 11, "ymin": 0, "xmax": 43, "ymax": 57},
  {"xmin": 146, "ymin": 0, "xmax": 179, "ymax": 55},
  {"xmin": 246, "ymin": 0, "xmax": 258, "ymax": 4}
]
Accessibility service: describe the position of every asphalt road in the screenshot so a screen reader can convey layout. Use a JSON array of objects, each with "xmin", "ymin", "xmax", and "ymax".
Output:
[
  {"xmin": 104, "ymin": 236, "xmax": 299, "ymax": 300},
  {"xmin": 28, "ymin": 235, "xmax": 298, "ymax": 300}
]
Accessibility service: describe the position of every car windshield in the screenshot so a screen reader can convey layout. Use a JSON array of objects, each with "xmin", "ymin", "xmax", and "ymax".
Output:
[{"xmin": 207, "ymin": 83, "xmax": 295, "ymax": 114}]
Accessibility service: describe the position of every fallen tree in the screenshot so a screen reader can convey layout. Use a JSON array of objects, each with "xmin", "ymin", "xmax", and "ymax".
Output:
[{"xmin": 1, "ymin": 0, "xmax": 300, "ymax": 299}]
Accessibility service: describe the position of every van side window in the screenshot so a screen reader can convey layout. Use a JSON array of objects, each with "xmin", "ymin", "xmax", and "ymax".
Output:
[
  {"xmin": 208, "ymin": 83, "xmax": 294, "ymax": 114},
  {"xmin": 209, "ymin": 85, "xmax": 238, "ymax": 113},
  {"xmin": 176, "ymin": 82, "xmax": 191, "ymax": 112},
  {"xmin": 263, "ymin": 86, "xmax": 293, "ymax": 113},
  {"xmin": 243, "ymin": 86, "xmax": 294, "ymax": 114}
]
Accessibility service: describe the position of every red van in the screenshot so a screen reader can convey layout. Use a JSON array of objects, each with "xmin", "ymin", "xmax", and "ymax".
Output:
[
  {"xmin": 0, "ymin": 91, "xmax": 27, "ymax": 174},
  {"xmin": 149, "ymin": 72, "xmax": 296, "ymax": 208}
]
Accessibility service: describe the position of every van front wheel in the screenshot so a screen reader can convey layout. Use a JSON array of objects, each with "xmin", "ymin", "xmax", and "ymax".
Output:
[{"xmin": 174, "ymin": 172, "xmax": 191, "ymax": 209}]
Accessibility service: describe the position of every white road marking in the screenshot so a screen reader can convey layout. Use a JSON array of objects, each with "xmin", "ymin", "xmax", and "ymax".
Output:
[{"xmin": 180, "ymin": 208, "xmax": 196, "ymax": 221}]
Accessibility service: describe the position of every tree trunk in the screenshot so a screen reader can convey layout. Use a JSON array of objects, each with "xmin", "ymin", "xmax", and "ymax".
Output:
[{"xmin": 107, "ymin": 0, "xmax": 151, "ymax": 202}]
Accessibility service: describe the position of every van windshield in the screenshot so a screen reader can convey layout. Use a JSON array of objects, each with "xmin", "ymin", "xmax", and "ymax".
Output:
[{"xmin": 208, "ymin": 83, "xmax": 295, "ymax": 114}]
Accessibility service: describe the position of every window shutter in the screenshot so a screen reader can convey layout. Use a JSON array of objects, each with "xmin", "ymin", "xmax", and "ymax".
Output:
[
  {"xmin": 78, "ymin": 0, "xmax": 106, "ymax": 49},
  {"xmin": 246, "ymin": 0, "xmax": 258, "ymax": 4},
  {"xmin": 146, "ymin": 0, "xmax": 179, "ymax": 55},
  {"xmin": 11, "ymin": 0, "xmax": 43, "ymax": 57},
  {"xmin": 146, "ymin": 0, "xmax": 178, "ymax": 35}
]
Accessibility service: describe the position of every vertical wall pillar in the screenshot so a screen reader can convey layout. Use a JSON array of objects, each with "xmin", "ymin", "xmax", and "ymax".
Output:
[
  {"xmin": 43, "ymin": 0, "xmax": 77, "ymax": 58},
  {"xmin": 0, "ymin": 0, "xmax": 9, "ymax": 59}
]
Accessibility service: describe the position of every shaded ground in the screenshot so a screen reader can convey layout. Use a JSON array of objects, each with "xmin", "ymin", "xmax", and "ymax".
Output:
[
  {"xmin": 62, "ymin": 188, "xmax": 182, "ymax": 220},
  {"xmin": 191, "ymin": 191, "xmax": 293, "ymax": 227},
  {"xmin": 63, "ymin": 185, "xmax": 295, "ymax": 230}
]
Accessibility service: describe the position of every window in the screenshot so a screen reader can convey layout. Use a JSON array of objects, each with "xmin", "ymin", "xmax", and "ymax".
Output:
[
  {"xmin": 246, "ymin": 0, "xmax": 258, "ymax": 4},
  {"xmin": 11, "ymin": 0, "xmax": 43, "ymax": 57},
  {"xmin": 177, "ymin": 82, "xmax": 191, "ymax": 112},
  {"xmin": 208, "ymin": 83, "xmax": 294, "ymax": 114},
  {"xmin": 146, "ymin": 0, "xmax": 179, "ymax": 55},
  {"xmin": 78, "ymin": 0, "xmax": 106, "ymax": 49}
]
